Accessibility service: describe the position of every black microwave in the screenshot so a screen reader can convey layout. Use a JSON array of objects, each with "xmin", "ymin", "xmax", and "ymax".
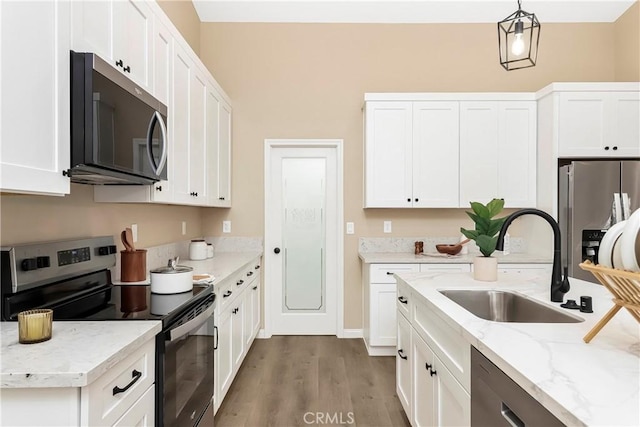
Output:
[{"xmin": 69, "ymin": 51, "xmax": 168, "ymax": 185}]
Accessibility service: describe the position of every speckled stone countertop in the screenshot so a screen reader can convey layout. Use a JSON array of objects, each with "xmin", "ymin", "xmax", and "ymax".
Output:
[
  {"xmin": 179, "ymin": 251, "xmax": 262, "ymax": 292},
  {"xmin": 1, "ymin": 321, "xmax": 161, "ymax": 388},
  {"xmin": 359, "ymin": 252, "xmax": 551, "ymax": 264},
  {"xmin": 397, "ymin": 271, "xmax": 640, "ymax": 426}
]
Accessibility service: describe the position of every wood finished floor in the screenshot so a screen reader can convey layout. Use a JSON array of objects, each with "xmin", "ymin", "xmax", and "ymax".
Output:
[{"xmin": 215, "ymin": 336, "xmax": 410, "ymax": 427}]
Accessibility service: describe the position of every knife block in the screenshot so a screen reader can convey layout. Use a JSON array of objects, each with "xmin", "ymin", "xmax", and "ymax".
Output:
[{"xmin": 120, "ymin": 249, "xmax": 147, "ymax": 282}]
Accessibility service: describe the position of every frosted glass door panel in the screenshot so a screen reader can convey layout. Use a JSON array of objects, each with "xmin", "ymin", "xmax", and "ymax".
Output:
[{"xmin": 282, "ymin": 158, "xmax": 326, "ymax": 312}]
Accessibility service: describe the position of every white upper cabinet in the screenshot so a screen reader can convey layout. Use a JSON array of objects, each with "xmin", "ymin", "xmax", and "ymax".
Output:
[
  {"xmin": 152, "ymin": 17, "xmax": 171, "ymax": 106},
  {"xmin": 365, "ymin": 102, "xmax": 413, "ymax": 207},
  {"xmin": 413, "ymin": 102, "xmax": 460, "ymax": 208},
  {"xmin": 189, "ymin": 72, "xmax": 208, "ymax": 203},
  {"xmin": 0, "ymin": 1, "xmax": 71, "ymax": 195},
  {"xmin": 543, "ymin": 84, "xmax": 640, "ymax": 158},
  {"xmin": 460, "ymin": 101, "xmax": 536, "ymax": 208},
  {"xmin": 205, "ymin": 84, "xmax": 233, "ymax": 207},
  {"xmin": 170, "ymin": 42, "xmax": 192, "ymax": 205},
  {"xmin": 72, "ymin": 0, "xmax": 152, "ymax": 91},
  {"xmin": 365, "ymin": 94, "xmax": 536, "ymax": 209},
  {"xmin": 218, "ymin": 101, "xmax": 233, "ymax": 206}
]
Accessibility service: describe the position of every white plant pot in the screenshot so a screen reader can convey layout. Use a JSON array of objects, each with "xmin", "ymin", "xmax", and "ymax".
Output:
[{"xmin": 473, "ymin": 256, "xmax": 498, "ymax": 282}]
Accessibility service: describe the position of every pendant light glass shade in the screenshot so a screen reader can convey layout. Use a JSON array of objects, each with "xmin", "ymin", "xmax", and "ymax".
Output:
[{"xmin": 498, "ymin": 0, "xmax": 541, "ymax": 71}]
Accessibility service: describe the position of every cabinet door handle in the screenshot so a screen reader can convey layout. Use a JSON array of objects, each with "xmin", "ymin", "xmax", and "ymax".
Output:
[
  {"xmin": 213, "ymin": 326, "xmax": 218, "ymax": 350},
  {"xmin": 255, "ymin": 265, "xmax": 261, "ymax": 270},
  {"xmin": 613, "ymin": 146, "xmax": 618, "ymax": 151},
  {"xmin": 398, "ymin": 296, "xmax": 408, "ymax": 304},
  {"xmin": 604, "ymin": 146, "xmax": 610, "ymax": 150},
  {"xmin": 113, "ymin": 370, "xmax": 142, "ymax": 395},
  {"xmin": 123, "ymin": 65, "xmax": 131, "ymax": 73},
  {"xmin": 426, "ymin": 363, "xmax": 432, "ymax": 370},
  {"xmin": 247, "ymin": 271, "xmax": 254, "ymax": 277},
  {"xmin": 407, "ymin": 198, "xmax": 411, "ymax": 202},
  {"xmin": 155, "ymin": 185, "xmax": 162, "ymax": 191},
  {"xmin": 386, "ymin": 271, "xmax": 395, "ymax": 275},
  {"xmin": 223, "ymin": 290, "xmax": 232, "ymax": 298},
  {"xmin": 415, "ymin": 198, "xmax": 418, "ymax": 202},
  {"xmin": 219, "ymin": 197, "xmax": 225, "ymax": 200},
  {"xmin": 252, "ymin": 286, "xmax": 258, "ymax": 290},
  {"xmin": 115, "ymin": 59, "xmax": 123, "ymax": 67},
  {"xmin": 397, "ymin": 349, "xmax": 407, "ymax": 360}
]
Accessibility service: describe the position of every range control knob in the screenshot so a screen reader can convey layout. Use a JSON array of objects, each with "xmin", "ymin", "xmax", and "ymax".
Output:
[
  {"xmin": 21, "ymin": 258, "xmax": 38, "ymax": 271},
  {"xmin": 36, "ymin": 256, "xmax": 51, "ymax": 268},
  {"xmin": 98, "ymin": 245, "xmax": 117, "ymax": 256}
]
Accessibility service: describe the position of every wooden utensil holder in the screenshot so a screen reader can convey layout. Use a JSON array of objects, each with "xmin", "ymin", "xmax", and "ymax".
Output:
[
  {"xmin": 120, "ymin": 249, "xmax": 147, "ymax": 282},
  {"xmin": 579, "ymin": 261, "xmax": 640, "ymax": 343}
]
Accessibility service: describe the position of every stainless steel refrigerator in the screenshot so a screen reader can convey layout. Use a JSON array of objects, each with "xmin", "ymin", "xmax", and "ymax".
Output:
[{"xmin": 559, "ymin": 160, "xmax": 640, "ymax": 283}]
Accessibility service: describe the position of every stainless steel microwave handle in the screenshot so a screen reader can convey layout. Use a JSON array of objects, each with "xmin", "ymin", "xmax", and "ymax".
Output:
[
  {"xmin": 168, "ymin": 302, "xmax": 214, "ymax": 342},
  {"xmin": 146, "ymin": 111, "xmax": 168, "ymax": 176}
]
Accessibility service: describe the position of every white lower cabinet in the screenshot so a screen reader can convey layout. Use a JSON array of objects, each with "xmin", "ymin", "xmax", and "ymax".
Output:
[
  {"xmin": 0, "ymin": 339, "xmax": 155, "ymax": 427},
  {"xmin": 214, "ymin": 258, "xmax": 262, "ymax": 413},
  {"xmin": 412, "ymin": 331, "xmax": 470, "ymax": 427},
  {"xmin": 397, "ymin": 313, "xmax": 413, "ymax": 421}
]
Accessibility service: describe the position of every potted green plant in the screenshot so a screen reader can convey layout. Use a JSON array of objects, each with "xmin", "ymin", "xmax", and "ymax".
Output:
[{"xmin": 460, "ymin": 198, "xmax": 508, "ymax": 281}]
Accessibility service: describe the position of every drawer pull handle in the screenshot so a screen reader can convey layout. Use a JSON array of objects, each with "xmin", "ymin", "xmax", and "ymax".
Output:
[
  {"xmin": 255, "ymin": 265, "xmax": 261, "ymax": 269},
  {"xmin": 113, "ymin": 370, "xmax": 142, "ymax": 395},
  {"xmin": 223, "ymin": 290, "xmax": 232, "ymax": 298},
  {"xmin": 247, "ymin": 271, "xmax": 254, "ymax": 277},
  {"xmin": 429, "ymin": 368, "xmax": 437, "ymax": 377},
  {"xmin": 237, "ymin": 279, "xmax": 244, "ymax": 286},
  {"xmin": 386, "ymin": 272, "xmax": 395, "ymax": 275},
  {"xmin": 252, "ymin": 286, "xmax": 258, "ymax": 290},
  {"xmin": 398, "ymin": 296, "xmax": 408, "ymax": 304},
  {"xmin": 426, "ymin": 363, "xmax": 432, "ymax": 370},
  {"xmin": 397, "ymin": 349, "xmax": 407, "ymax": 360}
]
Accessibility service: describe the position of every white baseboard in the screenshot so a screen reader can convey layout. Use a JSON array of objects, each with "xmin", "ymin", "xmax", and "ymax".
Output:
[
  {"xmin": 257, "ymin": 329, "xmax": 270, "ymax": 339},
  {"xmin": 341, "ymin": 328, "xmax": 363, "ymax": 339}
]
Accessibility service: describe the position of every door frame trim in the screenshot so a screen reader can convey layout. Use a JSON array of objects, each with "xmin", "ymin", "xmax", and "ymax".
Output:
[{"xmin": 263, "ymin": 139, "xmax": 344, "ymax": 338}]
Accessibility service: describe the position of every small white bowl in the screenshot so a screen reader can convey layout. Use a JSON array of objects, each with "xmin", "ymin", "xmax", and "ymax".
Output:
[{"xmin": 620, "ymin": 208, "xmax": 640, "ymax": 272}]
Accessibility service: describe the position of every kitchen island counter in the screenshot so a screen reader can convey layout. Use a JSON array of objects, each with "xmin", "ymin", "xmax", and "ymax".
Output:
[
  {"xmin": 359, "ymin": 251, "xmax": 551, "ymax": 264},
  {"xmin": 396, "ymin": 270, "xmax": 640, "ymax": 426},
  {"xmin": 0, "ymin": 320, "xmax": 161, "ymax": 388}
]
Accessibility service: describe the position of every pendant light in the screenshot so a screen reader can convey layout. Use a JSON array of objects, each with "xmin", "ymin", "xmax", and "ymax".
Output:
[{"xmin": 498, "ymin": 0, "xmax": 541, "ymax": 71}]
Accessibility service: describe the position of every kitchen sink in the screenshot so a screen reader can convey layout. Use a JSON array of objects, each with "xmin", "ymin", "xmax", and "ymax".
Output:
[{"xmin": 439, "ymin": 290, "xmax": 584, "ymax": 323}]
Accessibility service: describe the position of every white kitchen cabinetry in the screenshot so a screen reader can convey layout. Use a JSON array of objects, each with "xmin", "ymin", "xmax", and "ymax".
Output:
[
  {"xmin": 1, "ymin": 339, "xmax": 155, "ymax": 427},
  {"xmin": 412, "ymin": 331, "xmax": 470, "ymax": 427},
  {"xmin": 214, "ymin": 258, "xmax": 262, "ymax": 413},
  {"xmin": 205, "ymin": 83, "xmax": 233, "ymax": 207},
  {"xmin": 363, "ymin": 264, "xmax": 419, "ymax": 356},
  {"xmin": 0, "ymin": 1, "xmax": 71, "ymax": 196},
  {"xmin": 397, "ymin": 278, "xmax": 470, "ymax": 427},
  {"xmin": 497, "ymin": 263, "xmax": 552, "ymax": 275},
  {"xmin": 71, "ymin": 0, "xmax": 152, "ymax": 91},
  {"xmin": 364, "ymin": 101, "xmax": 459, "ymax": 208},
  {"xmin": 364, "ymin": 94, "xmax": 536, "ymax": 209},
  {"xmin": 364, "ymin": 102, "xmax": 413, "ymax": 207},
  {"xmin": 557, "ymin": 91, "xmax": 640, "ymax": 158},
  {"xmin": 153, "ymin": 17, "xmax": 171, "ymax": 107},
  {"xmin": 459, "ymin": 101, "xmax": 536, "ymax": 207}
]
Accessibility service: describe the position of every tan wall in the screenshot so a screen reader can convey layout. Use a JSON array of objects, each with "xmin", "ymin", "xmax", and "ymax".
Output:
[
  {"xmin": 198, "ymin": 22, "xmax": 617, "ymax": 329},
  {"xmin": 157, "ymin": 0, "xmax": 201, "ymax": 55},
  {"xmin": 0, "ymin": 185, "xmax": 203, "ymax": 250},
  {"xmin": 614, "ymin": 1, "xmax": 640, "ymax": 81}
]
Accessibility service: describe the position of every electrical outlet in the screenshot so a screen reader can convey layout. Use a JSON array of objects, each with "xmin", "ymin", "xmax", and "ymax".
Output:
[
  {"xmin": 181, "ymin": 221, "xmax": 186, "ymax": 235},
  {"xmin": 383, "ymin": 221, "xmax": 392, "ymax": 233},
  {"xmin": 222, "ymin": 221, "xmax": 231, "ymax": 233},
  {"xmin": 131, "ymin": 224, "xmax": 138, "ymax": 242},
  {"xmin": 346, "ymin": 222, "xmax": 355, "ymax": 235}
]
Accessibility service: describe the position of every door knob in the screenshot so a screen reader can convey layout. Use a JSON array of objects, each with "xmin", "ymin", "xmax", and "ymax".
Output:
[{"xmin": 274, "ymin": 247, "xmax": 281, "ymax": 254}]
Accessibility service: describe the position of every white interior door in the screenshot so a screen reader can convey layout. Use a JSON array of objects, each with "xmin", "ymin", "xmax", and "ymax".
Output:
[{"xmin": 265, "ymin": 141, "xmax": 342, "ymax": 336}]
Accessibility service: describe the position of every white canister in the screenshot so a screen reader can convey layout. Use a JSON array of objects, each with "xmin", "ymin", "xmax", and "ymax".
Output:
[
  {"xmin": 207, "ymin": 243, "xmax": 214, "ymax": 258},
  {"xmin": 189, "ymin": 239, "xmax": 207, "ymax": 260}
]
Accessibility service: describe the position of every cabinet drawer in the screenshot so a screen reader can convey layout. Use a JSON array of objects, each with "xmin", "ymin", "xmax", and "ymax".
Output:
[
  {"xmin": 241, "ymin": 260, "xmax": 261, "ymax": 287},
  {"xmin": 419, "ymin": 263, "xmax": 471, "ymax": 273},
  {"xmin": 113, "ymin": 384, "xmax": 154, "ymax": 427},
  {"xmin": 370, "ymin": 264, "xmax": 419, "ymax": 283},
  {"xmin": 412, "ymin": 298, "xmax": 470, "ymax": 392},
  {"xmin": 218, "ymin": 279, "xmax": 235, "ymax": 311},
  {"xmin": 396, "ymin": 279, "xmax": 412, "ymax": 320},
  {"xmin": 81, "ymin": 339, "xmax": 155, "ymax": 426}
]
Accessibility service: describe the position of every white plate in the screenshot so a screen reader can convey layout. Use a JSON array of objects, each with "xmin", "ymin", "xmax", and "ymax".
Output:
[
  {"xmin": 598, "ymin": 220, "xmax": 627, "ymax": 268},
  {"xmin": 620, "ymin": 208, "xmax": 640, "ymax": 272}
]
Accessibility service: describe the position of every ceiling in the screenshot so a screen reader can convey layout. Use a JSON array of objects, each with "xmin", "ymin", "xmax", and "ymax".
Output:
[{"xmin": 192, "ymin": 0, "xmax": 638, "ymax": 24}]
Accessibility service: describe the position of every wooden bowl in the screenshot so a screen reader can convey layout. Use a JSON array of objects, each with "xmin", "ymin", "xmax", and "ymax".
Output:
[{"xmin": 435, "ymin": 244, "xmax": 463, "ymax": 256}]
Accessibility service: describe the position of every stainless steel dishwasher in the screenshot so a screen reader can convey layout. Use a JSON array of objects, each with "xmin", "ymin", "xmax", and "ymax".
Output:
[{"xmin": 471, "ymin": 347, "xmax": 565, "ymax": 427}]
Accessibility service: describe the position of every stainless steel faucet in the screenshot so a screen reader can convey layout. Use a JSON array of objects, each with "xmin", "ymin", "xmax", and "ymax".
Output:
[{"xmin": 496, "ymin": 208, "xmax": 570, "ymax": 302}]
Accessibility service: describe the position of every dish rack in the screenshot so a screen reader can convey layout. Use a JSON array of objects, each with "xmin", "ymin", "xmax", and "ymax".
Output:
[{"xmin": 579, "ymin": 261, "xmax": 640, "ymax": 343}]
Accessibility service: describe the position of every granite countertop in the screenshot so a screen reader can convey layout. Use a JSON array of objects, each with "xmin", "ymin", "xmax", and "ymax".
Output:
[
  {"xmin": 396, "ymin": 271, "xmax": 640, "ymax": 426},
  {"xmin": 179, "ymin": 251, "xmax": 262, "ymax": 291},
  {"xmin": 1, "ymin": 321, "xmax": 161, "ymax": 388},
  {"xmin": 359, "ymin": 251, "xmax": 551, "ymax": 264}
]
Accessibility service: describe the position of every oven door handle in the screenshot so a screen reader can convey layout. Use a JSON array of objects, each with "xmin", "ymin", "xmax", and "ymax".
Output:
[{"xmin": 168, "ymin": 303, "xmax": 214, "ymax": 342}]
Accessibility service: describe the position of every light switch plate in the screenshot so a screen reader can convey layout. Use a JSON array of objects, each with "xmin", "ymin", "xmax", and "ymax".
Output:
[
  {"xmin": 383, "ymin": 221, "xmax": 392, "ymax": 233},
  {"xmin": 222, "ymin": 221, "xmax": 231, "ymax": 233},
  {"xmin": 131, "ymin": 224, "xmax": 138, "ymax": 242},
  {"xmin": 346, "ymin": 222, "xmax": 355, "ymax": 234},
  {"xmin": 181, "ymin": 221, "xmax": 186, "ymax": 235}
]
